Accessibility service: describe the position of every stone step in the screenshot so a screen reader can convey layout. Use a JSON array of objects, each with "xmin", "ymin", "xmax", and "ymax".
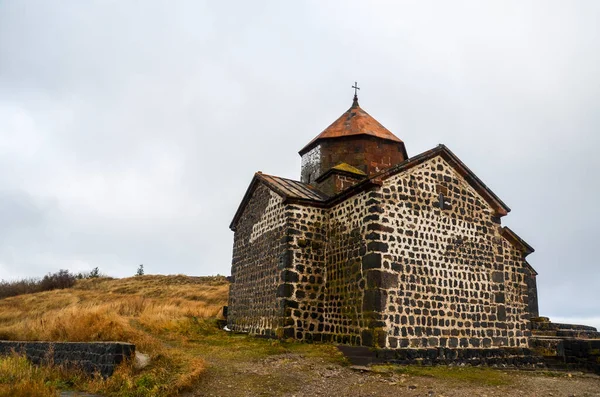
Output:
[
  {"xmin": 529, "ymin": 337, "xmax": 600, "ymax": 374},
  {"xmin": 556, "ymin": 330, "xmax": 600, "ymax": 339},
  {"xmin": 532, "ymin": 321, "xmax": 598, "ymax": 332},
  {"xmin": 532, "ymin": 330, "xmax": 600, "ymax": 339}
]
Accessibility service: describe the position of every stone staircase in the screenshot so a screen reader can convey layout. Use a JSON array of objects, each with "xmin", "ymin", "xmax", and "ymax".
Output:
[
  {"xmin": 531, "ymin": 317, "xmax": 600, "ymax": 339},
  {"xmin": 530, "ymin": 317, "xmax": 600, "ymax": 374}
]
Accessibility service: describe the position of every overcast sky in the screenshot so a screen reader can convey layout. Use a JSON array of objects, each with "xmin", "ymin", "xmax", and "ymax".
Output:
[{"xmin": 0, "ymin": 1, "xmax": 598, "ymax": 328}]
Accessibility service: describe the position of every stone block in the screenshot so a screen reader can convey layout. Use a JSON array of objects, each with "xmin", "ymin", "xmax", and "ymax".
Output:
[
  {"xmin": 279, "ymin": 250, "xmax": 294, "ymax": 269},
  {"xmin": 361, "ymin": 330, "xmax": 374, "ymax": 347},
  {"xmin": 365, "ymin": 270, "xmax": 398, "ymax": 289},
  {"xmin": 367, "ymin": 241, "xmax": 389, "ymax": 252},
  {"xmin": 281, "ymin": 270, "xmax": 300, "ymax": 283},
  {"xmin": 362, "ymin": 289, "xmax": 387, "ymax": 313},
  {"xmin": 497, "ymin": 305, "xmax": 507, "ymax": 321},
  {"xmin": 277, "ymin": 283, "xmax": 295, "ymax": 298},
  {"xmin": 362, "ymin": 253, "xmax": 382, "ymax": 270},
  {"xmin": 492, "ymin": 271, "xmax": 504, "ymax": 283}
]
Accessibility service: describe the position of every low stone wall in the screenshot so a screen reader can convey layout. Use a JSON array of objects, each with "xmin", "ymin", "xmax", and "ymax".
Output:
[
  {"xmin": 338, "ymin": 346, "xmax": 544, "ymax": 367},
  {"xmin": 0, "ymin": 341, "xmax": 135, "ymax": 377}
]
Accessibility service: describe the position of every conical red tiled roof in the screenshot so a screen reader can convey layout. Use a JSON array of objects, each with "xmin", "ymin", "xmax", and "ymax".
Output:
[{"xmin": 299, "ymin": 98, "xmax": 402, "ymax": 154}]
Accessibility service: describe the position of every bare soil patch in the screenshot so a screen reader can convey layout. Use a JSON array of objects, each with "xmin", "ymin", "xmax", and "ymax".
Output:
[{"xmin": 189, "ymin": 344, "xmax": 600, "ymax": 397}]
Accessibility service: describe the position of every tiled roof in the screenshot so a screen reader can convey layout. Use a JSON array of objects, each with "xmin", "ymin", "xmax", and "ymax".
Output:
[
  {"xmin": 300, "ymin": 100, "xmax": 403, "ymax": 154},
  {"xmin": 258, "ymin": 173, "xmax": 328, "ymax": 202}
]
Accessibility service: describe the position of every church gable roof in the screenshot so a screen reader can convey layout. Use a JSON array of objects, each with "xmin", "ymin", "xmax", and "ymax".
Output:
[
  {"xmin": 501, "ymin": 226, "xmax": 535, "ymax": 259},
  {"xmin": 258, "ymin": 173, "xmax": 329, "ymax": 202},
  {"xmin": 229, "ymin": 172, "xmax": 328, "ymax": 230},
  {"xmin": 377, "ymin": 145, "xmax": 511, "ymax": 217},
  {"xmin": 299, "ymin": 101, "xmax": 403, "ymax": 155}
]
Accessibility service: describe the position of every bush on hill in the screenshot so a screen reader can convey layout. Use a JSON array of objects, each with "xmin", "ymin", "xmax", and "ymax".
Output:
[{"xmin": 0, "ymin": 269, "xmax": 106, "ymax": 299}]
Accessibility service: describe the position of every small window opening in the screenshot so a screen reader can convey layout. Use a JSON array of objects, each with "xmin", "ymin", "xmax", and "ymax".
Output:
[{"xmin": 438, "ymin": 193, "xmax": 451, "ymax": 210}]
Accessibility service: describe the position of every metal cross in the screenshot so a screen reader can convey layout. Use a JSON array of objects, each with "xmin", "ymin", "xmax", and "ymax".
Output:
[{"xmin": 352, "ymin": 82, "xmax": 360, "ymax": 96}]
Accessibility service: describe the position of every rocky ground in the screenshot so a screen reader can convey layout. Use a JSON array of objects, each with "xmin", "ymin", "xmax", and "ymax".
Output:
[{"xmin": 189, "ymin": 352, "xmax": 600, "ymax": 397}]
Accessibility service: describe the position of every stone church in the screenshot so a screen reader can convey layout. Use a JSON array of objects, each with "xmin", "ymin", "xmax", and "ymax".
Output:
[{"xmin": 227, "ymin": 92, "xmax": 539, "ymax": 351}]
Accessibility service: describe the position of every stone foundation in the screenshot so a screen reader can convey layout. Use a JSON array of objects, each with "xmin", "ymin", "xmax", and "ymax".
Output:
[{"xmin": 338, "ymin": 345, "xmax": 543, "ymax": 367}]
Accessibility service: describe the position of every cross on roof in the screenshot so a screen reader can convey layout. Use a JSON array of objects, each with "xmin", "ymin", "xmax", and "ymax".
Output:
[
  {"xmin": 351, "ymin": 82, "xmax": 360, "ymax": 106},
  {"xmin": 352, "ymin": 81, "xmax": 360, "ymax": 96}
]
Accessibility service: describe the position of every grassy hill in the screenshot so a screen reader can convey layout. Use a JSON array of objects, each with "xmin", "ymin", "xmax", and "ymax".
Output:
[
  {"xmin": 2, "ymin": 275, "xmax": 598, "ymax": 397},
  {"xmin": 0, "ymin": 275, "xmax": 229, "ymax": 396}
]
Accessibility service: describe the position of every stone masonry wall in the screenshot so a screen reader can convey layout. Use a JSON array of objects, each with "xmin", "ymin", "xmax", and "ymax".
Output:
[
  {"xmin": 524, "ymin": 268, "xmax": 539, "ymax": 318},
  {"xmin": 300, "ymin": 145, "xmax": 322, "ymax": 184},
  {"xmin": 317, "ymin": 137, "xmax": 406, "ymax": 178},
  {"xmin": 230, "ymin": 156, "xmax": 534, "ymax": 350},
  {"xmin": 314, "ymin": 173, "xmax": 363, "ymax": 196},
  {"xmin": 228, "ymin": 184, "xmax": 288, "ymax": 336},
  {"xmin": 280, "ymin": 188, "xmax": 389, "ymax": 346},
  {"xmin": 279, "ymin": 204, "xmax": 328, "ymax": 340},
  {"xmin": 321, "ymin": 190, "xmax": 374, "ymax": 345},
  {"xmin": 374, "ymin": 156, "xmax": 531, "ymax": 349},
  {"xmin": 0, "ymin": 341, "xmax": 134, "ymax": 377}
]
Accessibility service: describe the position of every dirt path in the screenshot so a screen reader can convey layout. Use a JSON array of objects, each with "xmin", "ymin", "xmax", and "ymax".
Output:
[{"xmin": 189, "ymin": 351, "xmax": 600, "ymax": 397}]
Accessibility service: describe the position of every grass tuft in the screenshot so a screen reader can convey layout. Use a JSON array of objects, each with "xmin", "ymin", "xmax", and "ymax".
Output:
[{"xmin": 0, "ymin": 354, "xmax": 58, "ymax": 397}]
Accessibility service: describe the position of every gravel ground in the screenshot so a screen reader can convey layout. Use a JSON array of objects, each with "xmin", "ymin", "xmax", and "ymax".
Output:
[{"xmin": 189, "ymin": 353, "xmax": 600, "ymax": 397}]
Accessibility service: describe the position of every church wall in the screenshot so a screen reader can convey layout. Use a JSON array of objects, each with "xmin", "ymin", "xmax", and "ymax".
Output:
[
  {"xmin": 228, "ymin": 184, "xmax": 288, "ymax": 336},
  {"xmin": 375, "ymin": 156, "xmax": 532, "ymax": 349},
  {"xmin": 524, "ymin": 268, "xmax": 539, "ymax": 318},
  {"xmin": 301, "ymin": 137, "xmax": 407, "ymax": 185},
  {"xmin": 229, "ymin": 156, "xmax": 535, "ymax": 351},
  {"xmin": 280, "ymin": 188, "xmax": 385, "ymax": 346},
  {"xmin": 319, "ymin": 190, "xmax": 375, "ymax": 345},
  {"xmin": 280, "ymin": 204, "xmax": 328, "ymax": 341},
  {"xmin": 319, "ymin": 137, "xmax": 406, "ymax": 178},
  {"xmin": 300, "ymin": 145, "xmax": 322, "ymax": 184},
  {"xmin": 315, "ymin": 173, "xmax": 363, "ymax": 196}
]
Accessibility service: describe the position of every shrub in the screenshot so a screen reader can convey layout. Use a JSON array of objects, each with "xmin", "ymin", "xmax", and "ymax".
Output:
[
  {"xmin": 75, "ymin": 267, "xmax": 103, "ymax": 280},
  {"xmin": 0, "ymin": 269, "xmax": 77, "ymax": 299},
  {"xmin": 39, "ymin": 270, "xmax": 76, "ymax": 291}
]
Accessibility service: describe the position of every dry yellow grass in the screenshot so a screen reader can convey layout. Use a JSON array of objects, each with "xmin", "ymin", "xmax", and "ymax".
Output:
[
  {"xmin": 0, "ymin": 354, "xmax": 57, "ymax": 397},
  {"xmin": 0, "ymin": 274, "xmax": 229, "ymax": 396}
]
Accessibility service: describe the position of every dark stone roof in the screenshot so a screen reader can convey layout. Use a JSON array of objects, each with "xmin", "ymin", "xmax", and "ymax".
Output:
[
  {"xmin": 229, "ymin": 173, "xmax": 328, "ymax": 230},
  {"xmin": 501, "ymin": 226, "xmax": 535, "ymax": 258},
  {"xmin": 258, "ymin": 173, "xmax": 329, "ymax": 202}
]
